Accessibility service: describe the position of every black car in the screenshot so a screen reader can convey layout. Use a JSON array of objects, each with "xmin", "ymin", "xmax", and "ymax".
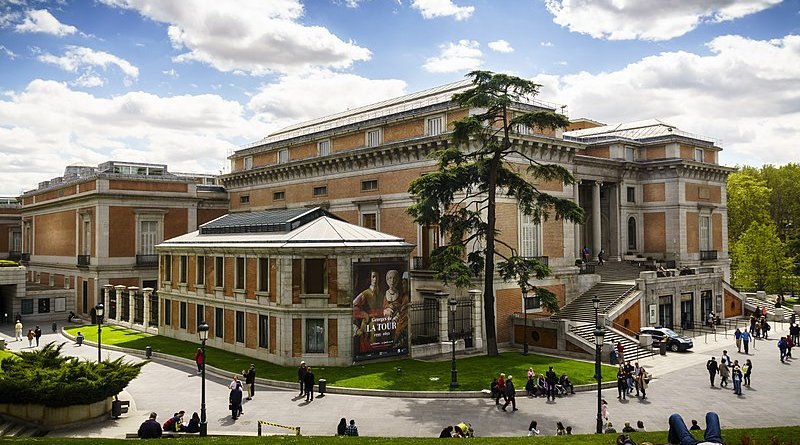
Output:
[{"xmin": 639, "ymin": 327, "xmax": 693, "ymax": 352}]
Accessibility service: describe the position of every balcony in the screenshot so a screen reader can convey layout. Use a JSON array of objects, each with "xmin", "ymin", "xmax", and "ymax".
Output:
[
  {"xmin": 77, "ymin": 255, "xmax": 90, "ymax": 267},
  {"xmin": 136, "ymin": 254, "xmax": 159, "ymax": 268},
  {"xmin": 700, "ymin": 250, "xmax": 718, "ymax": 261},
  {"xmin": 412, "ymin": 256, "xmax": 430, "ymax": 271}
]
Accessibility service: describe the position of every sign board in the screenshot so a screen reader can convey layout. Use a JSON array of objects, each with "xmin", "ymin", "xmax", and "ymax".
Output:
[{"xmin": 352, "ymin": 261, "xmax": 409, "ymax": 361}]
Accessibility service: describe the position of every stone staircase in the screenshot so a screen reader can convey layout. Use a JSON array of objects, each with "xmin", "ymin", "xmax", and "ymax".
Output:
[
  {"xmin": 555, "ymin": 282, "xmax": 637, "ymax": 323},
  {"xmin": 595, "ymin": 260, "xmax": 643, "ymax": 283},
  {"xmin": 743, "ymin": 294, "xmax": 795, "ymax": 322},
  {"xmin": 569, "ymin": 322, "xmax": 657, "ymax": 361},
  {"xmin": 0, "ymin": 416, "xmax": 46, "ymax": 437}
]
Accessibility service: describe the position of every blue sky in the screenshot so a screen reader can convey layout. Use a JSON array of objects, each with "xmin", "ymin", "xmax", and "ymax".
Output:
[{"xmin": 1, "ymin": 0, "xmax": 798, "ymax": 196}]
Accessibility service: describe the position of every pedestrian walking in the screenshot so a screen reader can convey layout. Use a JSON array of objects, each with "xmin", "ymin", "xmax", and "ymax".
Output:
[
  {"xmin": 741, "ymin": 328, "xmax": 751, "ymax": 354},
  {"xmin": 243, "ymin": 363, "xmax": 256, "ymax": 400},
  {"xmin": 617, "ymin": 365, "xmax": 628, "ymax": 399},
  {"xmin": 636, "ymin": 366, "xmax": 650, "ymax": 399},
  {"xmin": 14, "ymin": 319, "xmax": 23, "ymax": 341},
  {"xmin": 193, "ymin": 348, "xmax": 204, "ymax": 374},
  {"xmin": 706, "ymin": 357, "xmax": 718, "ymax": 387},
  {"xmin": 786, "ymin": 334, "xmax": 794, "ymax": 358},
  {"xmin": 545, "ymin": 366, "xmax": 558, "ymax": 401},
  {"xmin": 229, "ymin": 381, "xmax": 243, "ymax": 420},
  {"xmin": 495, "ymin": 373, "xmax": 507, "ymax": 405},
  {"xmin": 76, "ymin": 331, "xmax": 84, "ymax": 346},
  {"xmin": 762, "ymin": 318, "xmax": 771, "ymax": 340},
  {"xmin": 598, "ymin": 249, "xmax": 605, "ymax": 265},
  {"xmin": 718, "ymin": 361, "xmax": 729, "ymax": 387},
  {"xmin": 616, "ymin": 341, "xmax": 625, "ymax": 364},
  {"xmin": 625, "ymin": 361, "xmax": 635, "ymax": 395},
  {"xmin": 502, "ymin": 375, "xmax": 517, "ymax": 411},
  {"xmin": 26, "ymin": 328, "xmax": 34, "ymax": 347},
  {"xmin": 720, "ymin": 350, "xmax": 731, "ymax": 368},
  {"xmin": 778, "ymin": 336, "xmax": 788, "ymax": 363},
  {"xmin": 297, "ymin": 361, "xmax": 307, "ymax": 396},
  {"xmin": 34, "ymin": 325, "xmax": 41, "ymax": 347},
  {"xmin": 304, "ymin": 366, "xmax": 315, "ymax": 402},
  {"xmin": 734, "ymin": 328, "xmax": 742, "ymax": 353},
  {"xmin": 743, "ymin": 359, "xmax": 753, "ymax": 387}
]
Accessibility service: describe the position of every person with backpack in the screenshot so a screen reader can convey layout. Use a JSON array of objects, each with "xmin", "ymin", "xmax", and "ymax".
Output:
[{"xmin": 778, "ymin": 336, "xmax": 788, "ymax": 363}]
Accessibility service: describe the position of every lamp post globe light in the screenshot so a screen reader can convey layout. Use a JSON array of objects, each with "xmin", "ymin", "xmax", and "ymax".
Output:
[
  {"xmin": 95, "ymin": 303, "xmax": 104, "ymax": 363},
  {"xmin": 448, "ymin": 296, "xmax": 459, "ymax": 389},
  {"xmin": 198, "ymin": 322, "xmax": 209, "ymax": 437},
  {"xmin": 522, "ymin": 286, "xmax": 529, "ymax": 355}
]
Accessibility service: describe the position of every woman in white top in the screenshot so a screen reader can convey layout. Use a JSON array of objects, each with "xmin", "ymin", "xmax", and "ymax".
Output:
[{"xmin": 527, "ymin": 420, "xmax": 540, "ymax": 436}]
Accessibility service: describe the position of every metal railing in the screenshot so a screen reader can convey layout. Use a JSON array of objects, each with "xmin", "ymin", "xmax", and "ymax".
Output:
[
  {"xmin": 77, "ymin": 255, "xmax": 90, "ymax": 266},
  {"xmin": 579, "ymin": 264, "xmax": 596, "ymax": 274},
  {"xmin": 412, "ymin": 256, "xmax": 429, "ymax": 271},
  {"xmin": 410, "ymin": 298, "xmax": 439, "ymax": 345},
  {"xmin": 136, "ymin": 254, "xmax": 158, "ymax": 267},
  {"xmin": 700, "ymin": 250, "xmax": 718, "ymax": 261}
]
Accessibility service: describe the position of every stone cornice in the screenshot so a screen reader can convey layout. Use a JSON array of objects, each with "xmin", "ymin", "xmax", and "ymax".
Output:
[{"xmin": 576, "ymin": 155, "xmax": 735, "ymax": 183}]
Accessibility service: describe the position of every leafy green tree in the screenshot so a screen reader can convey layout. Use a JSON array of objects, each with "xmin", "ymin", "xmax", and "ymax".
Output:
[
  {"xmin": 407, "ymin": 71, "xmax": 584, "ymax": 356},
  {"xmin": 726, "ymin": 169, "xmax": 771, "ymax": 243},
  {"xmin": 0, "ymin": 342, "xmax": 144, "ymax": 407},
  {"xmin": 731, "ymin": 222, "xmax": 793, "ymax": 292}
]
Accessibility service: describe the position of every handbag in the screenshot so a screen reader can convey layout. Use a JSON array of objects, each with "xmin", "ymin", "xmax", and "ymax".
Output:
[{"xmin": 228, "ymin": 403, "xmax": 233, "ymax": 410}]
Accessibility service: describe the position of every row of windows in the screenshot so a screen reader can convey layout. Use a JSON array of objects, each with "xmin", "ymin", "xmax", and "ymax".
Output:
[
  {"xmin": 164, "ymin": 255, "xmax": 270, "ymax": 292},
  {"xmin": 240, "ymin": 115, "xmax": 447, "ymax": 171},
  {"xmin": 163, "ymin": 299, "xmax": 325, "ymax": 353},
  {"xmin": 239, "ymin": 179, "xmax": 380, "ymax": 205},
  {"xmin": 19, "ymin": 297, "xmax": 67, "ymax": 315}
]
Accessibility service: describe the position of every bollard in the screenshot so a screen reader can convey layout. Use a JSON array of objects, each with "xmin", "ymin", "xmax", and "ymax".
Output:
[
  {"xmin": 52, "ymin": 322, "xmax": 57, "ymax": 333},
  {"xmin": 145, "ymin": 345, "xmax": 152, "ymax": 359},
  {"xmin": 318, "ymin": 378, "xmax": 326, "ymax": 396}
]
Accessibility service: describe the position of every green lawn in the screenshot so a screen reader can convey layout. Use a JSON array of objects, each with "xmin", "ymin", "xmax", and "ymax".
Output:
[
  {"xmin": 64, "ymin": 325, "xmax": 614, "ymax": 391},
  {"xmin": 0, "ymin": 426, "xmax": 798, "ymax": 444}
]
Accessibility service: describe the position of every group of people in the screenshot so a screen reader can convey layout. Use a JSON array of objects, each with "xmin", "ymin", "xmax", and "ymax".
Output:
[
  {"xmin": 13, "ymin": 320, "xmax": 42, "ymax": 347},
  {"xmin": 136, "ymin": 410, "xmax": 203, "ymax": 438},
  {"xmin": 336, "ymin": 418, "xmax": 359, "ymax": 436},
  {"xmin": 706, "ymin": 351, "xmax": 751, "ymax": 395},
  {"xmin": 749, "ymin": 308, "xmax": 772, "ymax": 339},
  {"xmin": 490, "ymin": 366, "xmax": 569, "ymax": 411},
  {"xmin": 298, "ymin": 361, "xmax": 317, "ymax": 402},
  {"xmin": 438, "ymin": 422, "xmax": 473, "ymax": 438},
  {"xmin": 615, "ymin": 361, "xmax": 651, "ymax": 400}
]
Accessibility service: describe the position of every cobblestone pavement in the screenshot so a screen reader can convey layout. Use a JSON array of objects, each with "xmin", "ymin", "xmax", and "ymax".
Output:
[{"xmin": 1, "ymin": 321, "xmax": 797, "ymax": 438}]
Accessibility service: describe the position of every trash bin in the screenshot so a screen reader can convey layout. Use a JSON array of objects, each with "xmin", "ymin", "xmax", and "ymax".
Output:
[
  {"xmin": 145, "ymin": 345, "xmax": 152, "ymax": 359},
  {"xmin": 52, "ymin": 322, "xmax": 57, "ymax": 333},
  {"xmin": 111, "ymin": 399, "xmax": 130, "ymax": 418},
  {"xmin": 609, "ymin": 350, "xmax": 617, "ymax": 365},
  {"xmin": 659, "ymin": 340, "xmax": 667, "ymax": 355},
  {"xmin": 318, "ymin": 378, "xmax": 327, "ymax": 395}
]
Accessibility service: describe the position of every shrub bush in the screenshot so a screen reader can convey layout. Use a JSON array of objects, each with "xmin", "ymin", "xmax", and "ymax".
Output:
[{"xmin": 0, "ymin": 342, "xmax": 144, "ymax": 407}]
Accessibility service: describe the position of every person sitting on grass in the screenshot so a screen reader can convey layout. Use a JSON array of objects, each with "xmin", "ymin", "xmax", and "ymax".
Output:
[{"xmin": 668, "ymin": 412, "xmax": 723, "ymax": 445}]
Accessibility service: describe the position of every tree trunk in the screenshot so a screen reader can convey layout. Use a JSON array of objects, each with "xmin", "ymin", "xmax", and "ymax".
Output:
[{"xmin": 483, "ymin": 153, "xmax": 500, "ymax": 357}]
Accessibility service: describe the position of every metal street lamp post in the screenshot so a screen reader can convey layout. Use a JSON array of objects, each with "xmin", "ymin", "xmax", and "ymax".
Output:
[
  {"xmin": 95, "ymin": 303, "xmax": 104, "ymax": 363},
  {"xmin": 448, "ymin": 297, "xmax": 459, "ymax": 389},
  {"xmin": 198, "ymin": 322, "xmax": 209, "ymax": 437},
  {"xmin": 592, "ymin": 295, "xmax": 604, "ymax": 434},
  {"xmin": 522, "ymin": 286, "xmax": 529, "ymax": 355}
]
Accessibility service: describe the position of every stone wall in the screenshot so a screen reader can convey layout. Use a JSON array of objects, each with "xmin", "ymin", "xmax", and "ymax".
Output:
[{"xmin": 0, "ymin": 398, "xmax": 111, "ymax": 429}]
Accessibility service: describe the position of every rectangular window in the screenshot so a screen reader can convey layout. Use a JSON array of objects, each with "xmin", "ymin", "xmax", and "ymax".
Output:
[
  {"xmin": 236, "ymin": 310, "xmax": 245, "ymax": 343},
  {"xmin": 625, "ymin": 146, "xmax": 636, "ymax": 161},
  {"xmin": 515, "ymin": 123, "xmax": 532, "ymax": 135},
  {"xmin": 524, "ymin": 293, "xmax": 541, "ymax": 311},
  {"xmin": 164, "ymin": 299, "xmax": 172, "ymax": 326},
  {"xmin": 313, "ymin": 186, "xmax": 328, "ymax": 197},
  {"xmin": 54, "ymin": 297, "xmax": 66, "ymax": 312},
  {"xmin": 304, "ymin": 258, "xmax": 326, "ymax": 294},
  {"xmin": 239, "ymin": 195, "xmax": 250, "ymax": 204},
  {"xmin": 235, "ymin": 257, "xmax": 245, "ymax": 290},
  {"xmin": 318, "ymin": 139, "xmax": 331, "ymax": 156},
  {"xmin": 361, "ymin": 179, "xmax": 378, "ymax": 191},
  {"xmin": 164, "ymin": 255, "xmax": 172, "ymax": 282},
  {"xmin": 519, "ymin": 213, "xmax": 541, "ymax": 257},
  {"xmin": 366, "ymin": 129, "xmax": 382, "ymax": 147},
  {"xmin": 215, "ymin": 257, "xmax": 224, "ymax": 287},
  {"xmin": 196, "ymin": 304, "xmax": 205, "ymax": 324},
  {"xmin": 258, "ymin": 258, "xmax": 269, "ymax": 292},
  {"xmin": 258, "ymin": 314, "xmax": 269, "ymax": 349},
  {"xmin": 21, "ymin": 299, "xmax": 33, "ymax": 315},
  {"xmin": 196, "ymin": 256, "xmax": 205, "ymax": 285},
  {"xmin": 305, "ymin": 318, "xmax": 325, "ymax": 353},
  {"xmin": 426, "ymin": 116, "xmax": 443, "ymax": 136},
  {"xmin": 140, "ymin": 220, "xmax": 159, "ymax": 255},
  {"xmin": 81, "ymin": 219, "xmax": 91, "ymax": 256},
  {"xmin": 38, "ymin": 298, "xmax": 50, "ymax": 313},
  {"xmin": 278, "ymin": 148, "xmax": 289, "ymax": 164},
  {"xmin": 179, "ymin": 255, "xmax": 188, "ymax": 283},
  {"xmin": 244, "ymin": 156, "xmax": 253, "ymax": 170},
  {"xmin": 626, "ymin": 186, "xmax": 636, "ymax": 203},
  {"xmin": 361, "ymin": 212, "xmax": 377, "ymax": 230},
  {"xmin": 694, "ymin": 148, "xmax": 704, "ymax": 162},
  {"xmin": 700, "ymin": 215, "xmax": 711, "ymax": 251},
  {"xmin": 215, "ymin": 307, "xmax": 224, "ymax": 338},
  {"xmin": 273, "ymin": 191, "xmax": 285, "ymax": 201},
  {"xmin": 179, "ymin": 301, "xmax": 187, "ymax": 329}
]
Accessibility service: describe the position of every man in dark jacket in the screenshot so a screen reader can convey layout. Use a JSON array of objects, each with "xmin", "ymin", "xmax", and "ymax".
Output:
[
  {"xmin": 243, "ymin": 364, "xmax": 256, "ymax": 400},
  {"xmin": 304, "ymin": 367, "xmax": 316, "ymax": 402},
  {"xmin": 706, "ymin": 357, "xmax": 718, "ymax": 387},
  {"xmin": 230, "ymin": 383, "xmax": 243, "ymax": 420},
  {"xmin": 138, "ymin": 412, "xmax": 162, "ymax": 439},
  {"xmin": 34, "ymin": 326, "xmax": 42, "ymax": 347},
  {"xmin": 545, "ymin": 366, "xmax": 558, "ymax": 401},
  {"xmin": 501, "ymin": 375, "xmax": 517, "ymax": 411},
  {"xmin": 298, "ymin": 361, "xmax": 307, "ymax": 396}
]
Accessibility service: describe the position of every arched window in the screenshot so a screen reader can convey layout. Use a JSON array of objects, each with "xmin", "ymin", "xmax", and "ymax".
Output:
[{"xmin": 627, "ymin": 216, "xmax": 637, "ymax": 251}]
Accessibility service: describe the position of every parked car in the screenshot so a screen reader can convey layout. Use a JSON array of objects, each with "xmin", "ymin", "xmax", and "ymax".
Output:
[{"xmin": 638, "ymin": 327, "xmax": 693, "ymax": 352}]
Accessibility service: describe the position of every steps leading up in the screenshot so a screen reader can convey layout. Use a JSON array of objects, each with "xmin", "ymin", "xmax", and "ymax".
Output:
[
  {"xmin": 570, "ymin": 322, "xmax": 657, "ymax": 362},
  {"xmin": 595, "ymin": 261, "xmax": 642, "ymax": 282},
  {"xmin": 555, "ymin": 282, "xmax": 636, "ymax": 324},
  {"xmin": 0, "ymin": 417, "xmax": 45, "ymax": 437}
]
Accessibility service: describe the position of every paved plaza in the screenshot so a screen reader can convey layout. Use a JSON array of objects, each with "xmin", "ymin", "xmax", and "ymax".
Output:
[{"xmin": 1, "ymin": 322, "xmax": 798, "ymax": 438}]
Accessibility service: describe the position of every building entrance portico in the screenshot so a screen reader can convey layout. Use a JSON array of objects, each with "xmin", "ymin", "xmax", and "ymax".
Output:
[{"xmin": 577, "ymin": 179, "xmax": 619, "ymax": 261}]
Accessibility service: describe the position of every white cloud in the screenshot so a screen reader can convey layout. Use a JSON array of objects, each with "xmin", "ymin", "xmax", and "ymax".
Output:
[
  {"xmin": 540, "ymin": 41, "xmax": 554, "ymax": 47},
  {"xmin": 72, "ymin": 73, "xmax": 105, "ymax": 88},
  {"xmin": 99, "ymin": 0, "xmax": 371, "ymax": 75},
  {"xmin": 247, "ymin": 70, "xmax": 407, "ymax": 125},
  {"xmin": 411, "ymin": 0, "xmax": 474, "ymax": 21},
  {"xmin": 0, "ymin": 79, "xmax": 269, "ymax": 195},
  {"xmin": 533, "ymin": 34, "xmax": 800, "ymax": 167},
  {"xmin": 488, "ymin": 39, "xmax": 514, "ymax": 53},
  {"xmin": 0, "ymin": 45, "xmax": 17, "ymax": 59},
  {"xmin": 37, "ymin": 46, "xmax": 139, "ymax": 86},
  {"xmin": 545, "ymin": 0, "xmax": 781, "ymax": 41},
  {"xmin": 423, "ymin": 39, "xmax": 482, "ymax": 73},
  {"xmin": 15, "ymin": 9, "xmax": 78, "ymax": 36},
  {"xmin": 162, "ymin": 68, "xmax": 179, "ymax": 78}
]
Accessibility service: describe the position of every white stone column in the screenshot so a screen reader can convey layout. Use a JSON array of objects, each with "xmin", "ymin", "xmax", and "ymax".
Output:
[
  {"xmin": 592, "ymin": 181, "xmax": 602, "ymax": 258},
  {"xmin": 143, "ymin": 287, "xmax": 153, "ymax": 328},
  {"xmin": 114, "ymin": 285, "xmax": 126, "ymax": 321},
  {"xmin": 128, "ymin": 286, "xmax": 139, "ymax": 326},
  {"xmin": 573, "ymin": 181, "xmax": 581, "ymax": 261},
  {"xmin": 437, "ymin": 291, "xmax": 451, "ymax": 349},
  {"xmin": 102, "ymin": 284, "xmax": 112, "ymax": 321},
  {"xmin": 469, "ymin": 289, "xmax": 484, "ymax": 351}
]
